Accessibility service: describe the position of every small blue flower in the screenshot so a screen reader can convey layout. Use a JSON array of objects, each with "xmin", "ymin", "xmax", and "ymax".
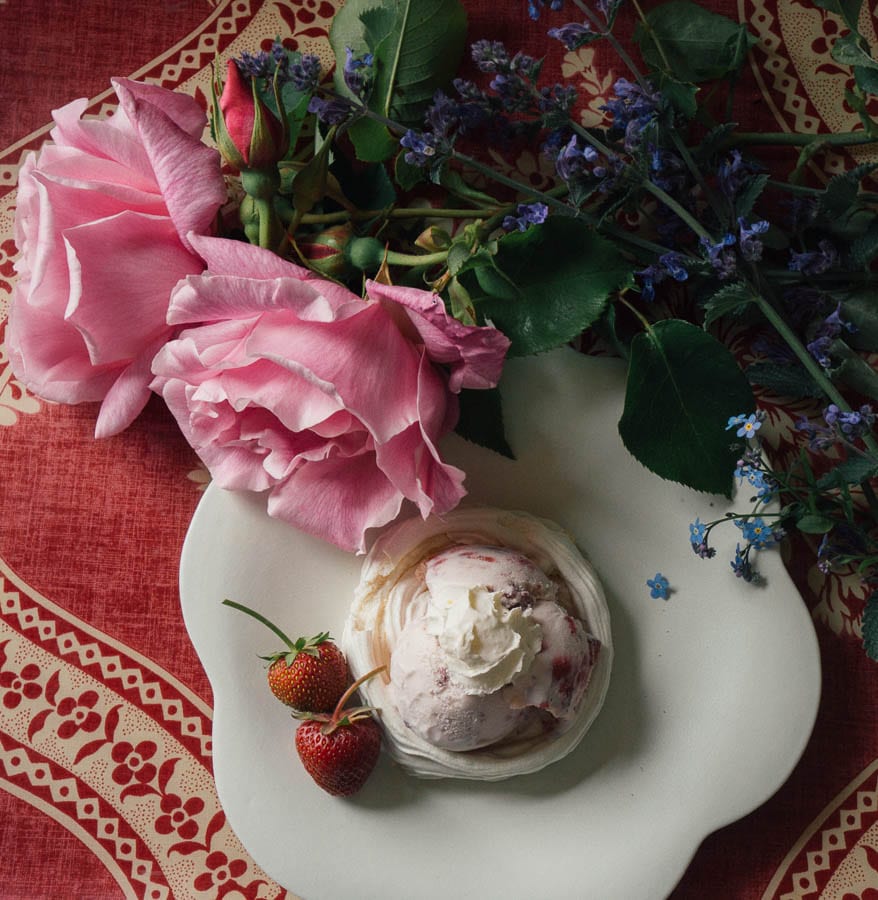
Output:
[
  {"xmin": 553, "ymin": 134, "xmax": 599, "ymax": 182},
  {"xmin": 399, "ymin": 129, "xmax": 451, "ymax": 171},
  {"xmin": 307, "ymin": 95, "xmax": 354, "ymax": 125},
  {"xmin": 805, "ymin": 302, "xmax": 856, "ymax": 369},
  {"xmin": 734, "ymin": 517, "xmax": 782, "ymax": 550},
  {"xmin": 528, "ymin": 0, "xmax": 564, "ymax": 19},
  {"xmin": 730, "ymin": 544, "xmax": 760, "ymax": 582},
  {"xmin": 503, "ymin": 202, "xmax": 549, "ymax": 233},
  {"xmin": 601, "ymin": 78, "xmax": 662, "ymax": 151},
  {"xmin": 738, "ymin": 218, "xmax": 769, "ymax": 263},
  {"xmin": 635, "ymin": 252, "xmax": 688, "ymax": 302},
  {"xmin": 700, "ymin": 233, "xmax": 738, "ymax": 280},
  {"xmin": 688, "ymin": 519, "xmax": 716, "ymax": 558},
  {"xmin": 789, "ymin": 240, "xmax": 837, "ymax": 276},
  {"xmin": 726, "ymin": 413, "xmax": 747, "ymax": 430},
  {"xmin": 807, "ymin": 334, "xmax": 834, "ymax": 369},
  {"xmin": 717, "ymin": 149, "xmax": 762, "ymax": 201},
  {"xmin": 471, "ymin": 39, "xmax": 510, "ymax": 73},
  {"xmin": 822, "ymin": 403, "xmax": 876, "ymax": 441},
  {"xmin": 342, "ymin": 47, "xmax": 374, "ymax": 98},
  {"xmin": 735, "ymin": 465, "xmax": 776, "ymax": 500},
  {"xmin": 735, "ymin": 413, "xmax": 762, "ymax": 439},
  {"xmin": 647, "ymin": 573, "xmax": 670, "ymax": 599},
  {"xmin": 548, "ymin": 21, "xmax": 593, "ymax": 50},
  {"xmin": 288, "ymin": 54, "xmax": 321, "ymax": 92}
]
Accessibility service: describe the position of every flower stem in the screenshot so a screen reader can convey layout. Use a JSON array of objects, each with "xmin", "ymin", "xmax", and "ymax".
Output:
[
  {"xmin": 298, "ymin": 207, "xmax": 501, "ymax": 226},
  {"xmin": 748, "ymin": 282, "xmax": 878, "ymax": 456},
  {"xmin": 729, "ymin": 130, "xmax": 878, "ymax": 149},
  {"xmin": 451, "ymin": 151, "xmax": 573, "ymax": 214},
  {"xmin": 384, "ymin": 249, "xmax": 448, "ymax": 267},
  {"xmin": 256, "ymin": 197, "xmax": 273, "ymax": 250},
  {"xmin": 641, "ymin": 180, "xmax": 714, "ymax": 241}
]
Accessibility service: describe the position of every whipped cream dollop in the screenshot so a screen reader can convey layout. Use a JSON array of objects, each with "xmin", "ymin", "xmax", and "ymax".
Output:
[{"xmin": 424, "ymin": 584, "xmax": 542, "ymax": 695}]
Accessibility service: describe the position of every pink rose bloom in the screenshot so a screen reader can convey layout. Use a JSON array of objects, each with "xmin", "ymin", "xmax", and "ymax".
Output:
[
  {"xmin": 150, "ymin": 235, "xmax": 510, "ymax": 553},
  {"xmin": 8, "ymin": 78, "xmax": 226, "ymax": 437}
]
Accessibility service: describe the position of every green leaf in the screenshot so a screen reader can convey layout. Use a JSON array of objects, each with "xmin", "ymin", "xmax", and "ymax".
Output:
[
  {"xmin": 862, "ymin": 589, "xmax": 878, "ymax": 661},
  {"xmin": 745, "ymin": 361, "xmax": 824, "ymax": 398},
  {"xmin": 292, "ymin": 137, "xmax": 334, "ymax": 215},
  {"xmin": 346, "ymin": 118, "xmax": 399, "ymax": 163},
  {"xmin": 394, "ymin": 151, "xmax": 425, "ymax": 190},
  {"xmin": 814, "ymin": 0, "xmax": 864, "ymax": 33},
  {"xmin": 440, "ymin": 168, "xmax": 500, "ymax": 206},
  {"xmin": 702, "ymin": 281, "xmax": 754, "ymax": 327},
  {"xmin": 855, "ymin": 64, "xmax": 878, "ymax": 94},
  {"xmin": 833, "ymin": 339, "xmax": 878, "ymax": 401},
  {"xmin": 654, "ymin": 73, "xmax": 699, "ymax": 119},
  {"xmin": 446, "ymin": 276, "xmax": 477, "ymax": 325},
  {"xmin": 817, "ymin": 455, "xmax": 878, "ymax": 489},
  {"xmin": 831, "ymin": 32, "xmax": 878, "ymax": 70},
  {"xmin": 819, "ymin": 163, "xmax": 878, "ymax": 219},
  {"xmin": 329, "ymin": 153, "xmax": 396, "ymax": 211},
  {"xmin": 455, "ymin": 387, "xmax": 514, "ymax": 459},
  {"xmin": 470, "ymin": 218, "xmax": 633, "ymax": 357},
  {"xmin": 795, "ymin": 513, "xmax": 835, "ymax": 534},
  {"xmin": 693, "ymin": 122, "xmax": 738, "ymax": 161},
  {"xmin": 841, "ymin": 288, "xmax": 878, "ymax": 350},
  {"xmin": 618, "ymin": 319, "xmax": 755, "ymax": 495},
  {"xmin": 634, "ymin": 0, "xmax": 757, "ymax": 83},
  {"xmin": 734, "ymin": 173, "xmax": 770, "ymax": 219},
  {"xmin": 330, "ymin": 0, "xmax": 468, "ymax": 160},
  {"xmin": 848, "ymin": 223, "xmax": 878, "ymax": 268}
]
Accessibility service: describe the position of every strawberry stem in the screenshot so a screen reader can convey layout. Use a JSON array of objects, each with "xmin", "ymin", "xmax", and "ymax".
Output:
[
  {"xmin": 331, "ymin": 665, "xmax": 387, "ymax": 724},
  {"xmin": 222, "ymin": 598, "xmax": 295, "ymax": 650}
]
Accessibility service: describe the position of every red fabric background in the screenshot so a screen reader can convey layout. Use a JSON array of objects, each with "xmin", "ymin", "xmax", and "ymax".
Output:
[{"xmin": 1, "ymin": 1, "xmax": 877, "ymax": 898}]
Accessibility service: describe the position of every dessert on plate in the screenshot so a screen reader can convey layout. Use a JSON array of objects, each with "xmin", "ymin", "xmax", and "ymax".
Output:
[{"xmin": 341, "ymin": 506, "xmax": 612, "ymax": 781}]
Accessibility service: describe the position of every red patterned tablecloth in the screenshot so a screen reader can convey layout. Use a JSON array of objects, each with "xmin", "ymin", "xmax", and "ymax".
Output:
[{"xmin": 1, "ymin": 1, "xmax": 877, "ymax": 897}]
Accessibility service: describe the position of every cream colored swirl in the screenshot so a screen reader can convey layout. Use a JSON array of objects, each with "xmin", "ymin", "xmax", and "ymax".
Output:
[{"xmin": 425, "ymin": 585, "xmax": 542, "ymax": 695}]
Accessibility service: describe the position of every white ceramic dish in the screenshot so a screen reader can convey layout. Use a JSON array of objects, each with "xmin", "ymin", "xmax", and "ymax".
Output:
[{"xmin": 180, "ymin": 347, "xmax": 821, "ymax": 900}]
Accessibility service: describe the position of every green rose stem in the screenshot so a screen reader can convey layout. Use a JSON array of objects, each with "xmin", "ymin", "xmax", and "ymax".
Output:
[
  {"xmin": 383, "ymin": 248, "xmax": 448, "ymax": 267},
  {"xmin": 256, "ymin": 197, "xmax": 274, "ymax": 250},
  {"xmin": 295, "ymin": 207, "xmax": 502, "ymax": 226}
]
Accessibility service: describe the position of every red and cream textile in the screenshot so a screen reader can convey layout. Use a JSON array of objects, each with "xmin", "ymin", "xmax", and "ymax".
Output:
[{"xmin": 1, "ymin": 1, "xmax": 876, "ymax": 897}]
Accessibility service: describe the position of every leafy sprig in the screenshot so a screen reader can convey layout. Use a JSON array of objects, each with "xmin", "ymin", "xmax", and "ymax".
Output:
[{"xmin": 219, "ymin": 0, "xmax": 878, "ymax": 654}]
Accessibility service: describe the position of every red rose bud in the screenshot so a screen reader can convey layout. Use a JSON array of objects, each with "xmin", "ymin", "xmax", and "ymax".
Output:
[
  {"xmin": 213, "ymin": 60, "xmax": 287, "ymax": 174},
  {"xmin": 297, "ymin": 225, "xmax": 354, "ymax": 279}
]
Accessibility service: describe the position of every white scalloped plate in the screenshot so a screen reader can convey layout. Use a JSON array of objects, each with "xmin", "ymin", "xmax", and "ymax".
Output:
[{"xmin": 180, "ymin": 347, "xmax": 821, "ymax": 900}]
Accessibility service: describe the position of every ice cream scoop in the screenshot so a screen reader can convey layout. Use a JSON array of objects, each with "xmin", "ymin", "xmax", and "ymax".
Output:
[{"xmin": 342, "ymin": 507, "xmax": 613, "ymax": 781}]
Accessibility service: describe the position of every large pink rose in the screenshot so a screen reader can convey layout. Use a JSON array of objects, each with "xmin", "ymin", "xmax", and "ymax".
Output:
[
  {"xmin": 8, "ymin": 78, "xmax": 226, "ymax": 437},
  {"xmin": 150, "ymin": 235, "xmax": 510, "ymax": 553}
]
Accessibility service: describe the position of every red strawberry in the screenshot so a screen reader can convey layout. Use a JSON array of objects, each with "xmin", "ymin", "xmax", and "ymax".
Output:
[
  {"xmin": 222, "ymin": 599, "xmax": 349, "ymax": 712},
  {"xmin": 294, "ymin": 666, "xmax": 386, "ymax": 796}
]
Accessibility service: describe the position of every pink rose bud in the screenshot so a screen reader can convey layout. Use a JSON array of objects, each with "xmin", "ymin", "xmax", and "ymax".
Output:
[
  {"xmin": 296, "ymin": 224, "xmax": 354, "ymax": 279},
  {"xmin": 214, "ymin": 60, "xmax": 287, "ymax": 173}
]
